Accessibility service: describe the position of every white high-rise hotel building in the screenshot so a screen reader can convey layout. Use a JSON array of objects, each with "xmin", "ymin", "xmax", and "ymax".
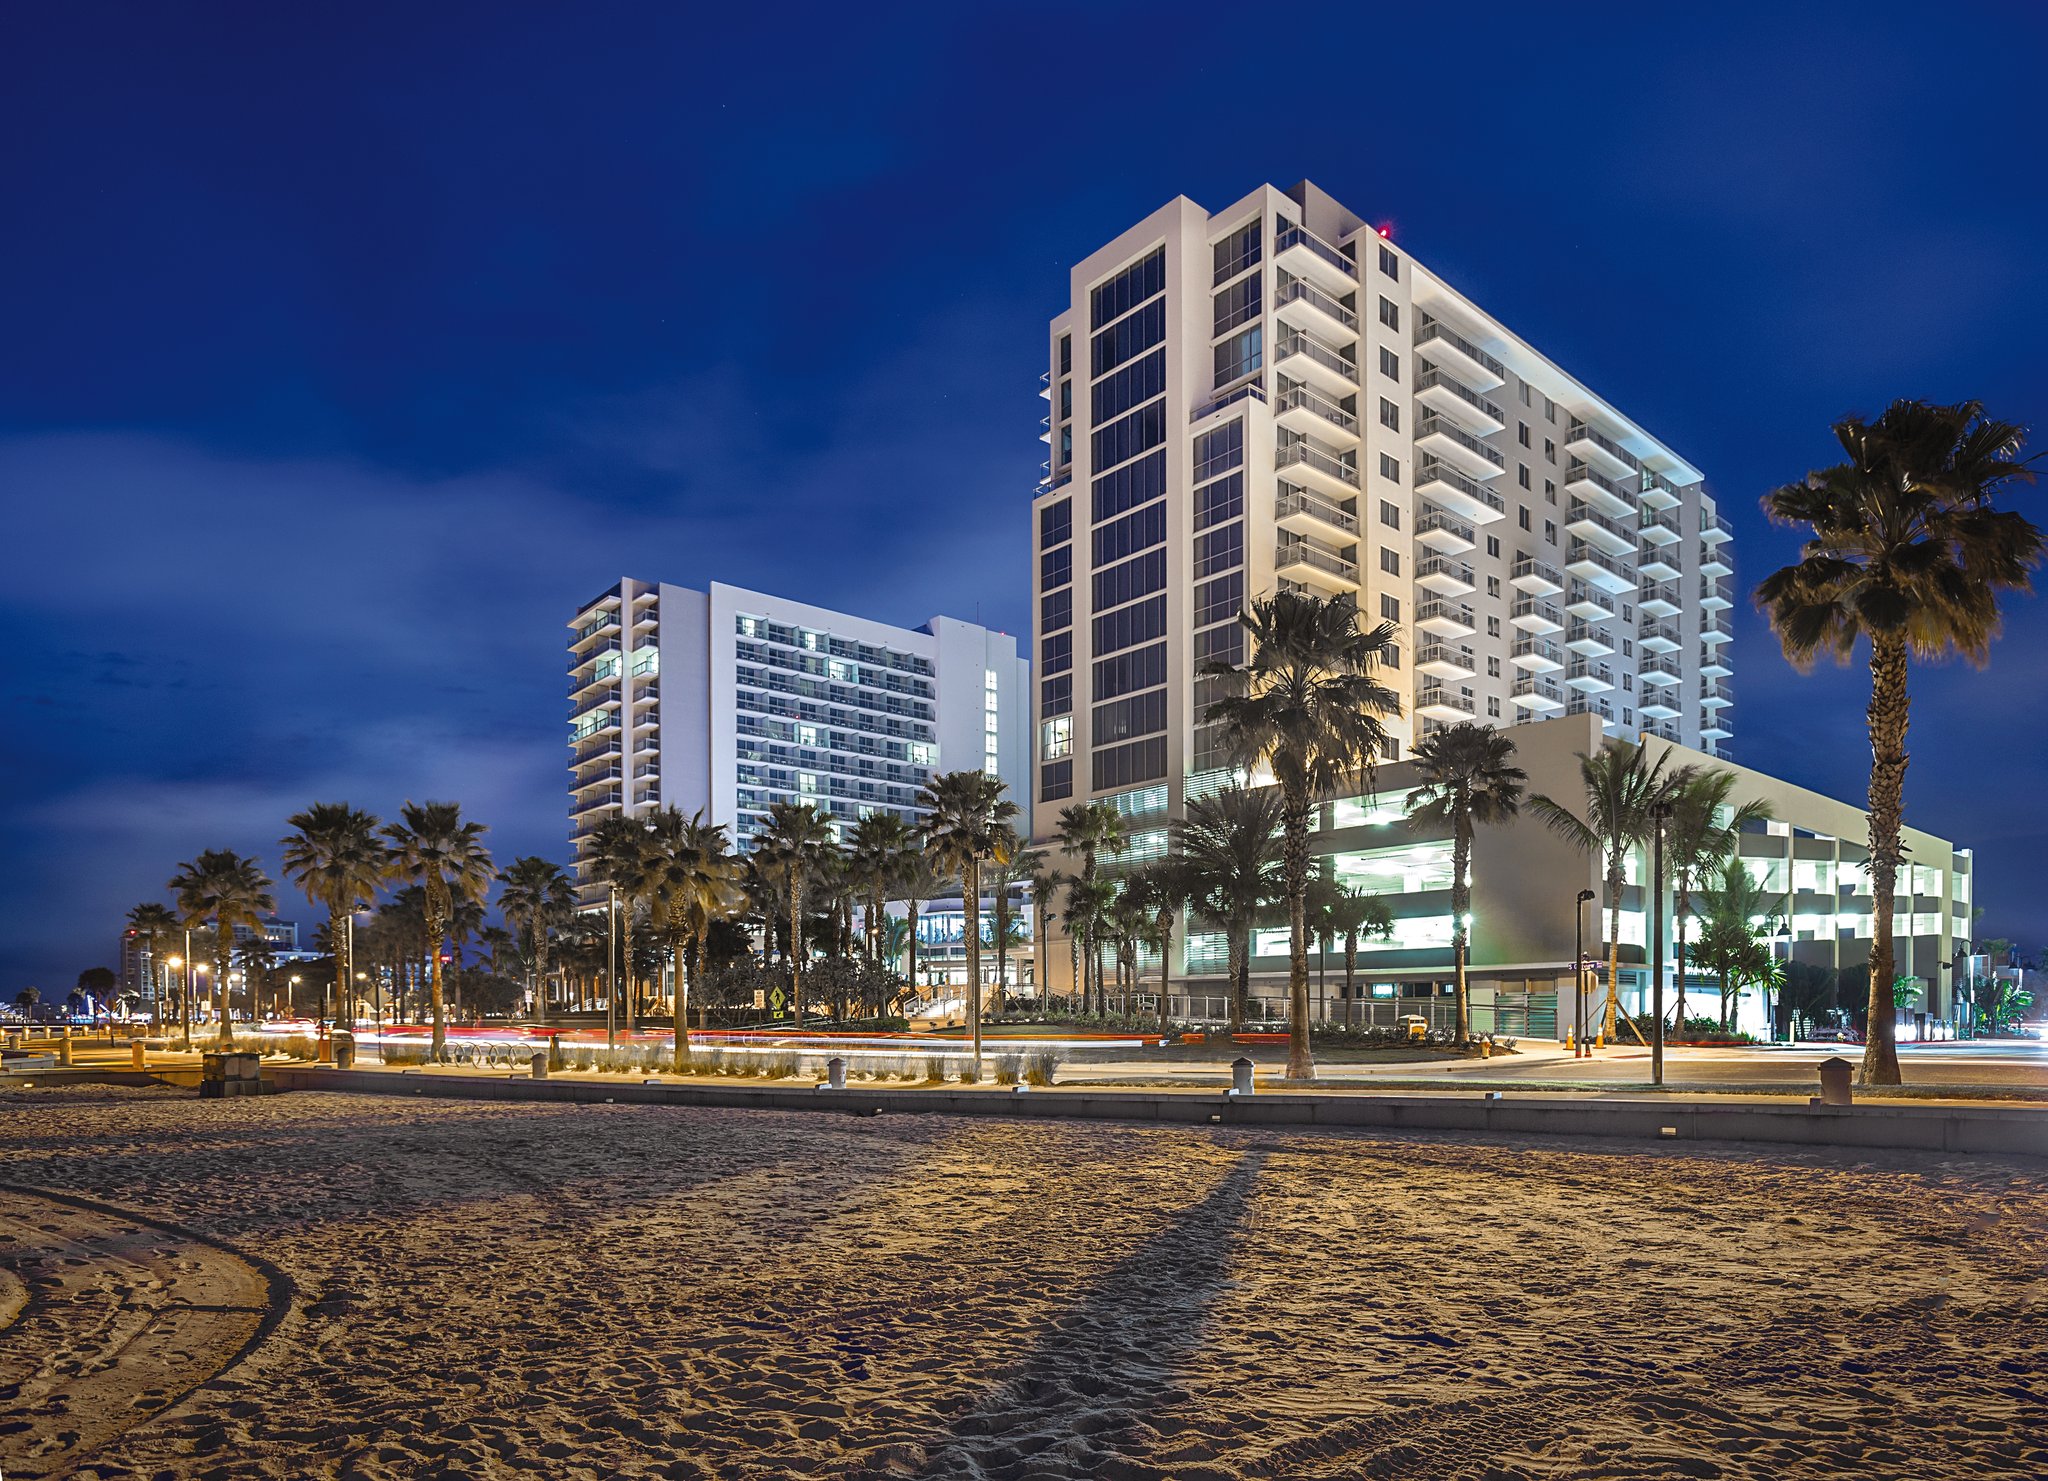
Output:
[
  {"xmin": 1031, "ymin": 180, "xmax": 1733, "ymax": 838},
  {"xmin": 568, "ymin": 580, "xmax": 1028, "ymax": 906}
]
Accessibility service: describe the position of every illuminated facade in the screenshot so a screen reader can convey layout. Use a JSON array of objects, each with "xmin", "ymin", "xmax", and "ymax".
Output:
[{"xmin": 567, "ymin": 581, "xmax": 1028, "ymax": 906}]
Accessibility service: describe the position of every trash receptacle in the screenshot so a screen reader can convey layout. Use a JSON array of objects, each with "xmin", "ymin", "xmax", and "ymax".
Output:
[
  {"xmin": 1230, "ymin": 1056, "xmax": 1255, "ymax": 1096},
  {"xmin": 530, "ymin": 1050, "xmax": 549, "ymax": 1080},
  {"xmin": 1816, "ymin": 1055, "xmax": 1853, "ymax": 1107},
  {"xmin": 826, "ymin": 1056, "xmax": 847, "ymax": 1090},
  {"xmin": 333, "ymin": 1031, "xmax": 356, "ymax": 1070}
]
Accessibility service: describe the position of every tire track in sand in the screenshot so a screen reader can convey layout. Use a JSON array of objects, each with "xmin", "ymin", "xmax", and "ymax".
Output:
[{"xmin": 0, "ymin": 1182, "xmax": 290, "ymax": 1479}]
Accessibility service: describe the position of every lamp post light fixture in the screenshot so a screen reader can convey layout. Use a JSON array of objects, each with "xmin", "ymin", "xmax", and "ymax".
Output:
[{"xmin": 1574, "ymin": 888, "xmax": 1596, "ymax": 1058}]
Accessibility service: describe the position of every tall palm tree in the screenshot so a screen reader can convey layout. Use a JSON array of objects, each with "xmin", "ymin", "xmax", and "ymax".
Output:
[
  {"xmin": 497, "ymin": 856, "xmax": 573, "ymax": 1022},
  {"xmin": 590, "ymin": 814, "xmax": 656, "ymax": 1030},
  {"xmin": 847, "ymin": 811, "xmax": 915, "ymax": 964},
  {"xmin": 752, "ymin": 801, "xmax": 837, "ymax": 1027},
  {"xmin": 1405, "ymin": 722, "xmax": 1528, "ymax": 1045},
  {"xmin": 1693, "ymin": 857, "xmax": 1784, "ymax": 1031},
  {"xmin": 1662, "ymin": 770, "xmax": 1773, "ymax": 1026},
  {"xmin": 1061, "ymin": 874, "xmax": 1115, "ymax": 1017},
  {"xmin": 167, "ymin": 850, "xmax": 276, "ymax": 1049},
  {"xmin": 644, "ymin": 807, "xmax": 742, "ymax": 1066},
  {"xmin": 919, "ymin": 770, "xmax": 1020, "ymax": 1066},
  {"xmin": 1529, "ymin": 739, "xmax": 1689, "ymax": 1043},
  {"xmin": 382, "ymin": 801, "xmax": 494, "ymax": 1057},
  {"xmin": 1174, "ymin": 787, "xmax": 1284, "ymax": 1032},
  {"xmin": 1205, "ymin": 591, "xmax": 1400, "ymax": 1079},
  {"xmin": 1121, "ymin": 858, "xmax": 1194, "ymax": 1034},
  {"xmin": 1055, "ymin": 800, "xmax": 1126, "ymax": 1013},
  {"xmin": 983, "ymin": 839, "xmax": 1033, "ymax": 1014},
  {"xmin": 1025, "ymin": 855, "xmax": 1062, "ymax": 1007},
  {"xmin": 1757, "ymin": 399, "xmax": 2039, "ymax": 1083},
  {"xmin": 125, "ymin": 901, "xmax": 180, "ymax": 1029},
  {"xmin": 280, "ymin": 802, "xmax": 391, "ymax": 1038},
  {"xmin": 1325, "ymin": 884, "xmax": 1393, "ymax": 1028},
  {"xmin": 895, "ymin": 850, "xmax": 944, "ymax": 999}
]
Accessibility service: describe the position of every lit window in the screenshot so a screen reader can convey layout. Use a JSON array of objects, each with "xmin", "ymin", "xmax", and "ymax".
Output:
[{"xmin": 1042, "ymin": 717, "xmax": 1073, "ymax": 759}]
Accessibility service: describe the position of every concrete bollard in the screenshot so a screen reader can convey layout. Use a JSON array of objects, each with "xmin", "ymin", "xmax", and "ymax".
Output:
[
  {"xmin": 333, "ymin": 1031, "xmax": 356, "ymax": 1070},
  {"xmin": 131, "ymin": 1042, "xmax": 146, "ymax": 1070},
  {"xmin": 1815, "ymin": 1056, "xmax": 1854, "ymax": 1107},
  {"xmin": 59, "ymin": 1036, "xmax": 75, "ymax": 1067},
  {"xmin": 530, "ymin": 1051, "xmax": 549, "ymax": 1080},
  {"xmin": 1230, "ymin": 1056, "xmax": 1255, "ymax": 1096},
  {"xmin": 826, "ymin": 1056, "xmax": 847, "ymax": 1090}
]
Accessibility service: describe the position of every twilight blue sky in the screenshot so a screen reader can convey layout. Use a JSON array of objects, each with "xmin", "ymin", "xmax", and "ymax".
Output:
[{"xmin": 3, "ymin": 1, "xmax": 2045, "ymax": 987}]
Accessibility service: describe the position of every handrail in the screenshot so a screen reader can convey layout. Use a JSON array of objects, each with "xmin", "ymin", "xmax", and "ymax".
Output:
[
  {"xmin": 1275, "ymin": 278, "xmax": 1359, "ymax": 331},
  {"xmin": 1415, "ymin": 318, "xmax": 1506, "ymax": 379},
  {"xmin": 1275, "ymin": 439, "xmax": 1360, "ymax": 487},
  {"xmin": 1276, "ymin": 383, "xmax": 1360, "ymax": 434},
  {"xmin": 1276, "ymin": 330, "xmax": 1359, "ymax": 382},
  {"xmin": 1275, "ymin": 489, "xmax": 1359, "ymax": 535},
  {"xmin": 1416, "ymin": 459, "xmax": 1506, "ymax": 512},
  {"xmin": 1417, "ymin": 414, "xmax": 1507, "ymax": 470},
  {"xmin": 1415, "ymin": 366, "xmax": 1505, "ymax": 426},
  {"xmin": 1275, "ymin": 224, "xmax": 1356, "ymax": 279},
  {"xmin": 1567, "ymin": 419, "xmax": 1642, "ymax": 473}
]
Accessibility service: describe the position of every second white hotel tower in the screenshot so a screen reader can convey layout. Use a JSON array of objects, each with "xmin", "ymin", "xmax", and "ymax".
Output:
[{"xmin": 1031, "ymin": 180, "xmax": 1734, "ymax": 835}]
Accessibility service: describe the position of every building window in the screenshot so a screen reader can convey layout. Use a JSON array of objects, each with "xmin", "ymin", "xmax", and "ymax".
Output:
[
  {"xmin": 1092, "ymin": 349, "xmax": 1166, "ymax": 424},
  {"xmin": 1213, "ymin": 275, "xmax": 1262, "ymax": 336},
  {"xmin": 1485, "ymin": 576, "xmax": 1500, "ymax": 597},
  {"xmin": 1519, "ymin": 383, "xmax": 1533, "ymax": 407},
  {"xmin": 1378, "ymin": 243, "xmax": 1399, "ymax": 280},
  {"xmin": 1544, "ymin": 438, "xmax": 1556, "ymax": 465},
  {"xmin": 1042, "ymin": 716, "xmax": 1073, "ymax": 759},
  {"xmin": 1378, "ymin": 346, "xmax": 1400, "ymax": 381},
  {"xmin": 1378, "ymin": 296, "xmax": 1399, "ymax": 330},
  {"xmin": 1486, "ymin": 616, "xmax": 1501, "ymax": 637},
  {"xmin": 1213, "ymin": 325, "xmax": 1262, "ymax": 386},
  {"xmin": 1378, "ymin": 453, "xmax": 1401, "ymax": 481},
  {"xmin": 1040, "ymin": 499, "xmax": 1071, "ymax": 549},
  {"xmin": 1092, "ymin": 298, "xmax": 1166, "ymax": 377},
  {"xmin": 1545, "ymin": 479, "xmax": 1556, "ymax": 504},
  {"xmin": 1093, "ymin": 549, "xmax": 1167, "ymax": 610},
  {"xmin": 1041, "ymin": 588, "xmax": 1071, "ymax": 632},
  {"xmin": 1093, "ymin": 449, "xmax": 1166, "ymax": 523},
  {"xmin": 1090, "ymin": 246, "xmax": 1166, "ymax": 328},
  {"xmin": 1212, "ymin": 220, "xmax": 1261, "ymax": 285},
  {"xmin": 1194, "ymin": 472, "xmax": 1244, "ymax": 531},
  {"xmin": 1518, "ymin": 465, "xmax": 1531, "ymax": 490},
  {"xmin": 1042, "ymin": 674, "xmax": 1072, "ymax": 717},
  {"xmin": 1485, "ymin": 535, "xmax": 1501, "ymax": 557},
  {"xmin": 1544, "ymin": 520, "xmax": 1557, "ymax": 545},
  {"xmin": 1382, "ymin": 644, "xmax": 1400, "ymax": 668},
  {"xmin": 1380, "ymin": 500, "xmax": 1401, "ymax": 529},
  {"xmin": 1518, "ymin": 423, "xmax": 1531, "ymax": 448},
  {"xmin": 1040, "ymin": 544, "xmax": 1071, "ymax": 591},
  {"xmin": 1040, "ymin": 759, "xmax": 1073, "ymax": 801},
  {"xmin": 1487, "ymin": 696, "xmax": 1501, "ymax": 718},
  {"xmin": 1380, "ymin": 594, "xmax": 1401, "ymax": 622},
  {"xmin": 1058, "ymin": 335, "xmax": 1071, "ymax": 376},
  {"xmin": 1091, "ymin": 400, "xmax": 1166, "ymax": 472},
  {"xmin": 1379, "ymin": 397, "xmax": 1400, "ymax": 431},
  {"xmin": 1518, "ymin": 507, "xmax": 1531, "ymax": 531},
  {"xmin": 1194, "ymin": 520, "xmax": 1244, "ymax": 578},
  {"xmin": 1040, "ymin": 631, "xmax": 1072, "ymax": 676},
  {"xmin": 1381, "ymin": 736, "xmax": 1401, "ymax": 761},
  {"xmin": 1486, "ymin": 656, "xmax": 1501, "ymax": 677},
  {"xmin": 1380, "ymin": 548, "xmax": 1401, "ymax": 576},
  {"xmin": 1545, "ymin": 396, "xmax": 1557, "ymax": 423},
  {"xmin": 1194, "ymin": 421, "xmax": 1245, "ymax": 482}
]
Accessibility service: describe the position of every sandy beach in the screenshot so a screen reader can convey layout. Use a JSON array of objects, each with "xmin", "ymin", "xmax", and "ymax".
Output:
[{"xmin": 1, "ymin": 1084, "xmax": 2043, "ymax": 1480}]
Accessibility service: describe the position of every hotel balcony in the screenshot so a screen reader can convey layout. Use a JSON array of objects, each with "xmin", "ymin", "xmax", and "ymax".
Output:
[
  {"xmin": 1415, "ymin": 316, "xmax": 1507, "ymax": 391},
  {"xmin": 1640, "ymin": 650, "xmax": 1682, "ymax": 685},
  {"xmin": 1274, "ymin": 438, "xmax": 1360, "ymax": 499},
  {"xmin": 1415, "ymin": 555, "xmax": 1477, "ymax": 596},
  {"xmin": 573, "ymin": 636, "xmax": 623, "ymax": 671},
  {"xmin": 1638, "ymin": 581, "xmax": 1680, "ymax": 618},
  {"xmin": 1275, "ymin": 541, "xmax": 1360, "ymax": 593},
  {"xmin": 631, "ymin": 604, "xmax": 659, "ymax": 632},
  {"xmin": 1638, "ymin": 685, "xmax": 1681, "ymax": 720},
  {"xmin": 1415, "ymin": 415, "xmax": 1506, "ymax": 482},
  {"xmin": 572, "ymin": 763, "xmax": 622, "ymax": 793},
  {"xmin": 1275, "ymin": 224, "xmax": 1358, "ymax": 295},
  {"xmin": 1638, "ymin": 618, "xmax": 1682, "ymax": 653},
  {"xmin": 1700, "ymin": 509, "xmax": 1733, "ymax": 544},
  {"xmin": 1640, "ymin": 505, "xmax": 1682, "ymax": 546},
  {"xmin": 1414, "ymin": 458, "xmax": 1507, "ymax": 524},
  {"xmin": 1275, "ymin": 329, "xmax": 1360, "ymax": 398},
  {"xmin": 633, "ymin": 758, "xmax": 660, "ymax": 781},
  {"xmin": 1565, "ymin": 418, "xmax": 1641, "ymax": 480},
  {"xmin": 1565, "ymin": 619, "xmax": 1614, "ymax": 657},
  {"xmin": 570, "ymin": 664, "xmax": 620, "ymax": 700},
  {"xmin": 1700, "ymin": 647, "xmax": 1732, "ymax": 678},
  {"xmin": 1637, "ymin": 469, "xmax": 1683, "ymax": 510},
  {"xmin": 1564, "ymin": 460, "xmax": 1633, "ymax": 520},
  {"xmin": 1511, "ymin": 636, "xmax": 1565, "ymax": 672},
  {"xmin": 1701, "ymin": 681, "xmax": 1734, "ymax": 708},
  {"xmin": 1565, "ymin": 541, "xmax": 1635, "ymax": 594},
  {"xmin": 1701, "ymin": 711, "xmax": 1733, "ymax": 741},
  {"xmin": 1275, "ymin": 383, "xmax": 1361, "ymax": 445},
  {"xmin": 1416, "ymin": 684, "xmax": 1477, "ymax": 721},
  {"xmin": 1565, "ymin": 580, "xmax": 1616, "ymax": 621},
  {"xmin": 1511, "ymin": 675, "xmax": 1566, "ymax": 713},
  {"xmin": 1701, "ymin": 612, "xmax": 1733, "ymax": 646},
  {"xmin": 1643, "ymin": 719, "xmax": 1681, "ymax": 743},
  {"xmin": 571, "ymin": 734, "xmax": 622, "ymax": 766},
  {"xmin": 1276, "ymin": 277, "xmax": 1359, "ymax": 338},
  {"xmin": 1275, "ymin": 488, "xmax": 1359, "ymax": 541},
  {"xmin": 572, "ymin": 610, "xmax": 622, "ymax": 650},
  {"xmin": 1417, "ymin": 506, "xmax": 1477, "ymax": 554},
  {"xmin": 1564, "ymin": 658, "xmax": 1616, "ymax": 693},
  {"xmin": 570, "ymin": 686, "xmax": 622, "ymax": 722},
  {"xmin": 1700, "ymin": 577, "xmax": 1733, "ymax": 610},
  {"xmin": 1699, "ymin": 544, "xmax": 1733, "ymax": 578},
  {"xmin": 1510, "ymin": 554, "xmax": 1564, "ymax": 595},
  {"xmin": 1416, "ymin": 642, "xmax": 1478, "ymax": 680},
  {"xmin": 1565, "ymin": 499, "xmax": 1635, "ymax": 557},
  {"xmin": 1414, "ymin": 367, "xmax": 1507, "ymax": 436},
  {"xmin": 1416, "ymin": 599, "xmax": 1478, "ymax": 638},
  {"xmin": 1638, "ymin": 543, "xmax": 1683, "ymax": 583},
  {"xmin": 571, "ymin": 786, "xmax": 622, "ymax": 817},
  {"xmin": 1510, "ymin": 596, "xmax": 1565, "ymax": 634},
  {"xmin": 1565, "ymin": 695, "xmax": 1616, "ymax": 723}
]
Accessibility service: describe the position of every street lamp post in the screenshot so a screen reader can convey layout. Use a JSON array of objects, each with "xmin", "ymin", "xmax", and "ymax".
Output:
[
  {"xmin": 1650, "ymin": 801, "xmax": 1671, "ymax": 1089},
  {"xmin": 1574, "ymin": 888, "xmax": 1596, "ymax": 1057}
]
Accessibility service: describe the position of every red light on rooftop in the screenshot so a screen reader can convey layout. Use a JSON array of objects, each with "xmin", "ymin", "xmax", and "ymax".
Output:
[{"xmin": 1377, "ymin": 224, "xmax": 1392, "ymax": 238}]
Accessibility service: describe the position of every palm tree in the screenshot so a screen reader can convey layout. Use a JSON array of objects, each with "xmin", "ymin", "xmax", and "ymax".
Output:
[
  {"xmin": 847, "ymin": 811, "xmax": 915, "ymax": 964},
  {"xmin": 1757, "ymin": 399, "xmax": 2039, "ymax": 1083},
  {"xmin": 1693, "ymin": 857, "xmax": 1783, "ymax": 1031},
  {"xmin": 590, "ymin": 814, "xmax": 657, "ymax": 1030},
  {"xmin": 1529, "ymin": 739, "xmax": 1689, "ymax": 1043},
  {"xmin": 644, "ymin": 807, "xmax": 742, "ymax": 1066},
  {"xmin": 497, "ymin": 856, "xmax": 574, "ymax": 1022},
  {"xmin": 1205, "ymin": 591, "xmax": 1400, "ymax": 1079},
  {"xmin": 1055, "ymin": 801, "xmax": 1126, "ymax": 1013},
  {"xmin": 919, "ymin": 770, "xmax": 1020, "ymax": 1066},
  {"xmin": 1120, "ymin": 858, "xmax": 1194, "ymax": 1034},
  {"xmin": 752, "ymin": 801, "xmax": 837, "ymax": 1028},
  {"xmin": 896, "ymin": 851, "xmax": 944, "ymax": 996},
  {"xmin": 382, "ymin": 801, "xmax": 494, "ymax": 1056},
  {"xmin": 1025, "ymin": 855, "xmax": 1062, "ymax": 1007},
  {"xmin": 1061, "ymin": 874, "xmax": 1115, "ymax": 1017},
  {"xmin": 280, "ymin": 802, "xmax": 390, "ymax": 1037},
  {"xmin": 1405, "ymin": 722, "xmax": 1528, "ymax": 1045},
  {"xmin": 125, "ymin": 902, "xmax": 180, "ymax": 1028},
  {"xmin": 1325, "ymin": 884, "xmax": 1393, "ymax": 1028},
  {"xmin": 1174, "ymin": 787, "xmax": 1284, "ymax": 1032},
  {"xmin": 983, "ymin": 840, "xmax": 1034, "ymax": 1014},
  {"xmin": 167, "ymin": 850, "xmax": 276, "ymax": 1049},
  {"xmin": 1663, "ymin": 770, "xmax": 1773, "ymax": 1026}
]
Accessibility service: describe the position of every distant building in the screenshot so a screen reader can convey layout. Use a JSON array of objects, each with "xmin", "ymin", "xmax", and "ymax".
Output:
[
  {"xmin": 119, "ymin": 918, "xmax": 298, "ymax": 995},
  {"xmin": 567, "ymin": 580, "xmax": 1029, "ymax": 906}
]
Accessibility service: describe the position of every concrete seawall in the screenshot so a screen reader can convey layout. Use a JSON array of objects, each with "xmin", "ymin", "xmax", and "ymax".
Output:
[{"xmin": 264, "ymin": 1066, "xmax": 2048, "ymax": 1159}]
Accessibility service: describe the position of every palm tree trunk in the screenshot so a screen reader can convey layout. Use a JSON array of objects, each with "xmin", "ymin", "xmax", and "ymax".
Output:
[
  {"xmin": 1344, "ymin": 933, "xmax": 1358, "ymax": 1030},
  {"xmin": 671, "ymin": 932, "xmax": 689, "ymax": 1071},
  {"xmin": 330, "ymin": 903, "xmax": 350, "ymax": 1038},
  {"xmin": 1862, "ymin": 632, "xmax": 1908, "ymax": 1085},
  {"xmin": 1452, "ymin": 819, "xmax": 1473, "ymax": 1045},
  {"xmin": 993, "ymin": 884, "xmax": 1009, "ymax": 1016},
  {"xmin": 1067, "ymin": 931, "xmax": 1079, "ymax": 1014},
  {"xmin": 965, "ymin": 858, "xmax": 982, "ymax": 1069},
  {"xmin": 906, "ymin": 897, "xmax": 920, "ymax": 1008},
  {"xmin": 1672, "ymin": 886, "xmax": 1690, "ymax": 1030},
  {"xmin": 1283, "ymin": 791, "xmax": 1314, "ymax": 1081},
  {"xmin": 534, "ymin": 928, "xmax": 550, "ymax": 1028},
  {"xmin": 1603, "ymin": 869, "xmax": 1623, "ymax": 1044},
  {"xmin": 1156, "ymin": 914, "xmax": 1173, "ymax": 1036},
  {"xmin": 1226, "ymin": 928, "xmax": 1245, "ymax": 1032},
  {"xmin": 214, "ymin": 926, "xmax": 234, "ymax": 1050}
]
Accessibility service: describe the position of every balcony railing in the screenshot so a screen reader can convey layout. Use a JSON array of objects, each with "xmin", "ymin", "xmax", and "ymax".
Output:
[
  {"xmin": 1511, "ymin": 596, "xmax": 1564, "ymax": 627},
  {"xmin": 1641, "ymin": 505, "xmax": 1681, "ymax": 537},
  {"xmin": 1276, "ymin": 330, "xmax": 1359, "ymax": 383},
  {"xmin": 1415, "ymin": 318, "xmax": 1507, "ymax": 380},
  {"xmin": 1700, "ymin": 510, "xmax": 1733, "ymax": 541},
  {"xmin": 1567, "ymin": 419, "xmax": 1642, "ymax": 474},
  {"xmin": 1417, "ymin": 686, "xmax": 1476, "ymax": 716},
  {"xmin": 1190, "ymin": 379, "xmax": 1267, "ymax": 423},
  {"xmin": 1416, "ymin": 458, "xmax": 1506, "ymax": 514},
  {"xmin": 1568, "ymin": 499, "xmax": 1635, "ymax": 545},
  {"xmin": 1416, "ymin": 414, "xmax": 1507, "ymax": 471},
  {"xmin": 1275, "ymin": 224, "xmax": 1356, "ymax": 279},
  {"xmin": 1275, "ymin": 489, "xmax": 1359, "ymax": 535},
  {"xmin": 1275, "ymin": 439, "xmax": 1360, "ymax": 488},
  {"xmin": 1276, "ymin": 278, "xmax": 1359, "ymax": 331},
  {"xmin": 1416, "ymin": 642, "xmax": 1475, "ymax": 672},
  {"xmin": 1275, "ymin": 542, "xmax": 1359, "ymax": 582},
  {"xmin": 1566, "ymin": 459, "xmax": 1628, "ymax": 503},
  {"xmin": 1417, "ymin": 599, "xmax": 1477, "ymax": 630},
  {"xmin": 1276, "ymin": 383, "xmax": 1359, "ymax": 435},
  {"xmin": 1418, "ymin": 508, "xmax": 1476, "ymax": 546},
  {"xmin": 1512, "ymin": 636, "xmax": 1564, "ymax": 666},
  {"xmin": 1417, "ymin": 555, "xmax": 1476, "ymax": 587},
  {"xmin": 1565, "ymin": 543, "xmax": 1633, "ymax": 582},
  {"xmin": 1512, "ymin": 554, "xmax": 1563, "ymax": 588},
  {"xmin": 1414, "ymin": 366, "xmax": 1506, "ymax": 426}
]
